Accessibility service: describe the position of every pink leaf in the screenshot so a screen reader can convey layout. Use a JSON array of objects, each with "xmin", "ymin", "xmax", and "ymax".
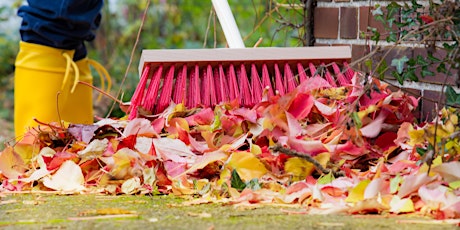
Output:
[
  {"xmin": 285, "ymin": 111, "xmax": 302, "ymax": 137},
  {"xmin": 229, "ymin": 107, "xmax": 258, "ymax": 123},
  {"xmin": 360, "ymin": 110, "xmax": 389, "ymax": 138},
  {"xmin": 287, "ymin": 137, "xmax": 328, "ymax": 156},
  {"xmin": 185, "ymin": 108, "xmax": 215, "ymax": 126},
  {"xmin": 164, "ymin": 161, "xmax": 188, "ymax": 178},
  {"xmin": 398, "ymin": 173, "xmax": 435, "ymax": 198},
  {"xmin": 364, "ymin": 178, "xmax": 385, "ymax": 199},
  {"xmin": 123, "ymin": 118, "xmax": 156, "ymax": 137},
  {"xmin": 153, "ymin": 138, "xmax": 196, "ymax": 164},
  {"xmin": 297, "ymin": 76, "xmax": 331, "ymax": 93},
  {"xmin": 432, "ymin": 161, "xmax": 460, "ymax": 183},
  {"xmin": 314, "ymin": 100, "xmax": 337, "ymax": 116}
]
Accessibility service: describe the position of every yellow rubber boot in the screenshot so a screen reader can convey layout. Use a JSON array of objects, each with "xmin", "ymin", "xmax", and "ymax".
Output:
[
  {"xmin": 60, "ymin": 58, "xmax": 94, "ymax": 125},
  {"xmin": 14, "ymin": 41, "xmax": 77, "ymax": 138}
]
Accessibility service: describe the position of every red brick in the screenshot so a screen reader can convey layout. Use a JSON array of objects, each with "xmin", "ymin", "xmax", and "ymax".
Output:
[
  {"xmin": 340, "ymin": 7, "xmax": 358, "ymax": 39},
  {"xmin": 314, "ymin": 8, "xmax": 339, "ymax": 39},
  {"xmin": 359, "ymin": 6, "xmax": 398, "ymax": 40},
  {"xmin": 421, "ymin": 90, "xmax": 445, "ymax": 121},
  {"xmin": 351, "ymin": 45, "xmax": 370, "ymax": 71}
]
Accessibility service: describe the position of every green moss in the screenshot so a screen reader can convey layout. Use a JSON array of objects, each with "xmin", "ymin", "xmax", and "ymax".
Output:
[{"xmin": 0, "ymin": 194, "xmax": 457, "ymax": 230}]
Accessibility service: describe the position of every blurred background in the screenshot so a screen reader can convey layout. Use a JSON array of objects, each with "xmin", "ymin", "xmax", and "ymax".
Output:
[{"xmin": 0, "ymin": 0, "xmax": 309, "ymax": 139}]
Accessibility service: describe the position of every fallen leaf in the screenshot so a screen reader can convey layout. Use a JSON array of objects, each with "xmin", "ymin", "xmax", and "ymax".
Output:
[
  {"xmin": 432, "ymin": 161, "xmax": 460, "ymax": 183},
  {"xmin": 389, "ymin": 195, "xmax": 415, "ymax": 214},
  {"xmin": 77, "ymin": 139, "xmax": 109, "ymax": 162},
  {"xmin": 345, "ymin": 179, "xmax": 371, "ymax": 203},
  {"xmin": 42, "ymin": 160, "xmax": 85, "ymax": 192},
  {"xmin": 123, "ymin": 118, "xmax": 156, "ymax": 137},
  {"xmin": 153, "ymin": 138, "xmax": 196, "ymax": 164},
  {"xmin": 227, "ymin": 151, "xmax": 268, "ymax": 182},
  {"xmin": 121, "ymin": 177, "xmax": 141, "ymax": 194},
  {"xmin": 0, "ymin": 146, "xmax": 26, "ymax": 179},
  {"xmin": 360, "ymin": 110, "xmax": 389, "ymax": 138}
]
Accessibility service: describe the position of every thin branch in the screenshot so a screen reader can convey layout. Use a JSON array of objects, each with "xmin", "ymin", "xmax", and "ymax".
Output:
[{"xmin": 107, "ymin": 0, "xmax": 151, "ymax": 117}]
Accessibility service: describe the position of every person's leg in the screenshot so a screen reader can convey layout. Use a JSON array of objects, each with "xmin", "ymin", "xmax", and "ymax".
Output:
[{"xmin": 14, "ymin": 0, "xmax": 103, "ymax": 138}]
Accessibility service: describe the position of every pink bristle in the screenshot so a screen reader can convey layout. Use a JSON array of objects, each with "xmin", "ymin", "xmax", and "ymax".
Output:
[
  {"xmin": 218, "ymin": 64, "xmax": 229, "ymax": 103},
  {"xmin": 238, "ymin": 64, "xmax": 252, "ymax": 107},
  {"xmin": 156, "ymin": 65, "xmax": 175, "ymax": 113},
  {"xmin": 142, "ymin": 65, "xmax": 163, "ymax": 112},
  {"xmin": 173, "ymin": 65, "xmax": 187, "ymax": 105},
  {"xmin": 187, "ymin": 65, "xmax": 201, "ymax": 108},
  {"xmin": 261, "ymin": 64, "xmax": 274, "ymax": 98},
  {"xmin": 309, "ymin": 62, "xmax": 319, "ymax": 77},
  {"xmin": 332, "ymin": 62, "xmax": 350, "ymax": 86},
  {"xmin": 343, "ymin": 62, "xmax": 355, "ymax": 80},
  {"xmin": 201, "ymin": 64, "xmax": 216, "ymax": 107},
  {"xmin": 322, "ymin": 63, "xmax": 337, "ymax": 87},
  {"xmin": 284, "ymin": 63, "xmax": 297, "ymax": 93},
  {"xmin": 250, "ymin": 64, "xmax": 263, "ymax": 105},
  {"xmin": 274, "ymin": 63, "xmax": 285, "ymax": 96},
  {"xmin": 209, "ymin": 67, "xmax": 217, "ymax": 106},
  {"xmin": 227, "ymin": 64, "xmax": 239, "ymax": 102},
  {"xmin": 214, "ymin": 68, "xmax": 222, "ymax": 104},
  {"xmin": 129, "ymin": 64, "xmax": 151, "ymax": 119},
  {"xmin": 201, "ymin": 65, "xmax": 210, "ymax": 107},
  {"xmin": 297, "ymin": 62, "xmax": 309, "ymax": 83}
]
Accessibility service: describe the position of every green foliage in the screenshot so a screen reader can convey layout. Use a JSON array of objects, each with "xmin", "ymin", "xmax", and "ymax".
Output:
[
  {"xmin": 230, "ymin": 169, "xmax": 246, "ymax": 191},
  {"xmin": 368, "ymin": 0, "xmax": 459, "ymax": 107},
  {"xmin": 446, "ymin": 85, "xmax": 460, "ymax": 106},
  {"xmin": 230, "ymin": 169, "xmax": 261, "ymax": 191}
]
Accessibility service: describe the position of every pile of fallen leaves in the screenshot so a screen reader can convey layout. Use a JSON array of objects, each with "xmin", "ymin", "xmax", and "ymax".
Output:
[{"xmin": 1, "ymin": 73, "xmax": 460, "ymax": 220}]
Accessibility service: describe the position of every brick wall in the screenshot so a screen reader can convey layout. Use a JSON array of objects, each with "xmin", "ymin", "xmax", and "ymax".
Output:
[{"xmin": 313, "ymin": 0, "xmax": 457, "ymax": 120}]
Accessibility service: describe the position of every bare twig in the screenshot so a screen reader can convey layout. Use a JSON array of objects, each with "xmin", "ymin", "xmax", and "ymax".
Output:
[{"xmin": 107, "ymin": 0, "xmax": 151, "ymax": 117}]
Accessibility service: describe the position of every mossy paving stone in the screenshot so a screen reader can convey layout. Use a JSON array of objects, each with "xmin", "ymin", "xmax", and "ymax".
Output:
[{"xmin": 0, "ymin": 194, "xmax": 457, "ymax": 230}]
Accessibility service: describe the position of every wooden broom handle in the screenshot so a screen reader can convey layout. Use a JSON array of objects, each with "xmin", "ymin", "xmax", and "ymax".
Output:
[{"xmin": 211, "ymin": 0, "xmax": 245, "ymax": 48}]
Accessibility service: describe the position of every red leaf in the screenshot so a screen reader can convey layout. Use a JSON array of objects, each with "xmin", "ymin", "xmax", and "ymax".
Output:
[
  {"xmin": 374, "ymin": 132, "xmax": 397, "ymax": 151},
  {"xmin": 420, "ymin": 15, "xmax": 434, "ymax": 24},
  {"xmin": 185, "ymin": 108, "xmax": 215, "ymax": 126},
  {"xmin": 287, "ymin": 93, "xmax": 314, "ymax": 119}
]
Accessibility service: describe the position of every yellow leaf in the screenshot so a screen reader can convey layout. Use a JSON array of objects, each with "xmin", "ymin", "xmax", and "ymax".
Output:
[
  {"xmin": 408, "ymin": 129, "xmax": 424, "ymax": 146},
  {"xmin": 389, "ymin": 195, "xmax": 414, "ymax": 213},
  {"xmin": 449, "ymin": 180, "xmax": 460, "ymax": 189},
  {"xmin": 357, "ymin": 105, "xmax": 378, "ymax": 120},
  {"xmin": 320, "ymin": 87, "xmax": 347, "ymax": 100},
  {"xmin": 250, "ymin": 143, "xmax": 262, "ymax": 155},
  {"xmin": 262, "ymin": 117, "xmax": 274, "ymax": 130},
  {"xmin": 217, "ymin": 168, "xmax": 231, "ymax": 186},
  {"xmin": 345, "ymin": 179, "xmax": 371, "ymax": 203},
  {"xmin": 0, "ymin": 146, "xmax": 26, "ymax": 179},
  {"xmin": 419, "ymin": 155, "xmax": 443, "ymax": 175},
  {"xmin": 110, "ymin": 149, "xmax": 134, "ymax": 180},
  {"xmin": 426, "ymin": 125, "xmax": 450, "ymax": 139},
  {"xmin": 78, "ymin": 208, "xmax": 136, "ymax": 216},
  {"xmin": 227, "ymin": 151, "xmax": 268, "ymax": 181},
  {"xmin": 285, "ymin": 152, "xmax": 330, "ymax": 181},
  {"xmin": 13, "ymin": 143, "xmax": 39, "ymax": 165}
]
